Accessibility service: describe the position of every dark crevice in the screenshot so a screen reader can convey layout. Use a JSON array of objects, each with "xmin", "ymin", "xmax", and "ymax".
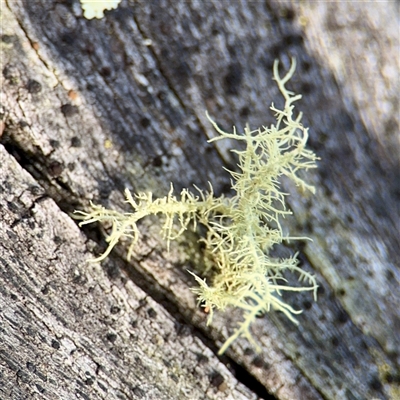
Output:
[{"xmin": 1, "ymin": 134, "xmax": 78, "ymax": 214}]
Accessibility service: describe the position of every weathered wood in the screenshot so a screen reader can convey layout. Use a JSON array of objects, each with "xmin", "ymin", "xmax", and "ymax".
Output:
[
  {"xmin": 0, "ymin": 146, "xmax": 258, "ymax": 400},
  {"xmin": 1, "ymin": 1, "xmax": 399, "ymax": 399}
]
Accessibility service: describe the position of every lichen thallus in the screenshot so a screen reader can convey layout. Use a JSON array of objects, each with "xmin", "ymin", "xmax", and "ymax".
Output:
[{"xmin": 75, "ymin": 58, "xmax": 319, "ymax": 354}]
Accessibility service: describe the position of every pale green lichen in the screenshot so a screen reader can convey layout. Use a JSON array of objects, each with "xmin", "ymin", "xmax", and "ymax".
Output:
[
  {"xmin": 75, "ymin": 58, "xmax": 318, "ymax": 354},
  {"xmin": 80, "ymin": 0, "xmax": 122, "ymax": 20}
]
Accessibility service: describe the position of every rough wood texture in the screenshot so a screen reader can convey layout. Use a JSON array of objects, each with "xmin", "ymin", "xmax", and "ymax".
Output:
[
  {"xmin": 1, "ymin": 1, "xmax": 399, "ymax": 399},
  {"xmin": 0, "ymin": 145, "xmax": 257, "ymax": 400}
]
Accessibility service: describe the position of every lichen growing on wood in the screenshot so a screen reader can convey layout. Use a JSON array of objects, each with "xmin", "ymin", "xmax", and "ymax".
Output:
[
  {"xmin": 75, "ymin": 58, "xmax": 318, "ymax": 354},
  {"xmin": 80, "ymin": 0, "xmax": 122, "ymax": 19}
]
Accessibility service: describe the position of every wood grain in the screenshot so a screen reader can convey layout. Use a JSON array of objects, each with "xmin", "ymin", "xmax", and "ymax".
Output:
[{"xmin": 1, "ymin": 1, "xmax": 398, "ymax": 399}]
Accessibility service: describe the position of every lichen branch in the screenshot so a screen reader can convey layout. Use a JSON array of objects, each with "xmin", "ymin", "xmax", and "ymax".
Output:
[{"xmin": 74, "ymin": 58, "xmax": 319, "ymax": 354}]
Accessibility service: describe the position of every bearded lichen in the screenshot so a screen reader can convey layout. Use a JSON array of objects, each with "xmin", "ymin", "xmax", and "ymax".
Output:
[{"xmin": 75, "ymin": 58, "xmax": 318, "ymax": 354}]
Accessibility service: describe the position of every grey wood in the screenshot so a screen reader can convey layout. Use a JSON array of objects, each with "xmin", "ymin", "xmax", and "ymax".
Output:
[
  {"xmin": 0, "ymin": 146, "xmax": 257, "ymax": 400},
  {"xmin": 1, "ymin": 1, "xmax": 399, "ymax": 399}
]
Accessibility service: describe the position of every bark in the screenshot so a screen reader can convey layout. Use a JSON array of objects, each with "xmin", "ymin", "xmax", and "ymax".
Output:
[{"xmin": 1, "ymin": 1, "xmax": 399, "ymax": 399}]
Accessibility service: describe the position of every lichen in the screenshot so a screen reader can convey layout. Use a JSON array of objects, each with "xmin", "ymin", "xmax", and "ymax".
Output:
[
  {"xmin": 80, "ymin": 0, "xmax": 122, "ymax": 20},
  {"xmin": 74, "ymin": 58, "xmax": 318, "ymax": 354}
]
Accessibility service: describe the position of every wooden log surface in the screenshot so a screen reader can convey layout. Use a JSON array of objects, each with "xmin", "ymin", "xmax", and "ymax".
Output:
[{"xmin": 1, "ymin": 1, "xmax": 399, "ymax": 399}]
